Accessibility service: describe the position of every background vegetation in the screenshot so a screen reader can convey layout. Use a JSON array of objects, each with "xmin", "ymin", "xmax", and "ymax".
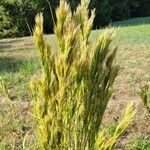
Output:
[{"xmin": 0, "ymin": 0, "xmax": 150, "ymax": 38}]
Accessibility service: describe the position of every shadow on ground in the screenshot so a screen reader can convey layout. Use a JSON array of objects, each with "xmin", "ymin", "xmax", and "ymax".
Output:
[
  {"xmin": 0, "ymin": 37, "xmax": 34, "ymax": 51},
  {"xmin": 0, "ymin": 56, "xmax": 26, "ymax": 73},
  {"xmin": 0, "ymin": 39, "xmax": 25, "ymax": 50}
]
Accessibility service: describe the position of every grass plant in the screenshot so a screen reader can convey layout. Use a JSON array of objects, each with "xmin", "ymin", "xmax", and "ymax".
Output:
[
  {"xmin": 140, "ymin": 85, "xmax": 150, "ymax": 113},
  {"xmin": 31, "ymin": 0, "xmax": 135, "ymax": 149}
]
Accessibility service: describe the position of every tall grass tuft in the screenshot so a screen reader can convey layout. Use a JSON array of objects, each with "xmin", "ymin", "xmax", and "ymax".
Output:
[
  {"xmin": 96, "ymin": 104, "xmax": 135, "ymax": 150},
  {"xmin": 0, "ymin": 76, "xmax": 11, "ymax": 101},
  {"xmin": 140, "ymin": 85, "xmax": 150, "ymax": 113},
  {"xmin": 31, "ymin": 0, "xmax": 135, "ymax": 149}
]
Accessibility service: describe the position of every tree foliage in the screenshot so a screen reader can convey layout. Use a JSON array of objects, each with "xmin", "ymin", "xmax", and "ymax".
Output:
[
  {"xmin": 0, "ymin": 0, "xmax": 149, "ymax": 38},
  {"xmin": 0, "ymin": 6, "xmax": 17, "ymax": 38}
]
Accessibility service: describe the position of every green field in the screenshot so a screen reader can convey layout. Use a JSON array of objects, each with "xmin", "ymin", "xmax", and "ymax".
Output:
[{"xmin": 0, "ymin": 17, "xmax": 150, "ymax": 149}]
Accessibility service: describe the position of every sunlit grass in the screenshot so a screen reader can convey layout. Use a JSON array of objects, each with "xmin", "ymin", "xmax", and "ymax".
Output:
[{"xmin": 0, "ymin": 16, "xmax": 150, "ymax": 149}]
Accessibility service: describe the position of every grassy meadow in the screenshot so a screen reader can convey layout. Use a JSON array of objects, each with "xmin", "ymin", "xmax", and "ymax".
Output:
[{"xmin": 0, "ymin": 16, "xmax": 150, "ymax": 149}]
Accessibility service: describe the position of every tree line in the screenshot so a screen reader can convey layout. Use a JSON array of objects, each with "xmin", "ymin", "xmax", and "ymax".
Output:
[{"xmin": 0, "ymin": 0, "xmax": 150, "ymax": 38}]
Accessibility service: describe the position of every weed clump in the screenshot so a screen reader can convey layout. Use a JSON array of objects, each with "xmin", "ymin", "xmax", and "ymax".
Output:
[{"xmin": 140, "ymin": 85, "xmax": 150, "ymax": 113}]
